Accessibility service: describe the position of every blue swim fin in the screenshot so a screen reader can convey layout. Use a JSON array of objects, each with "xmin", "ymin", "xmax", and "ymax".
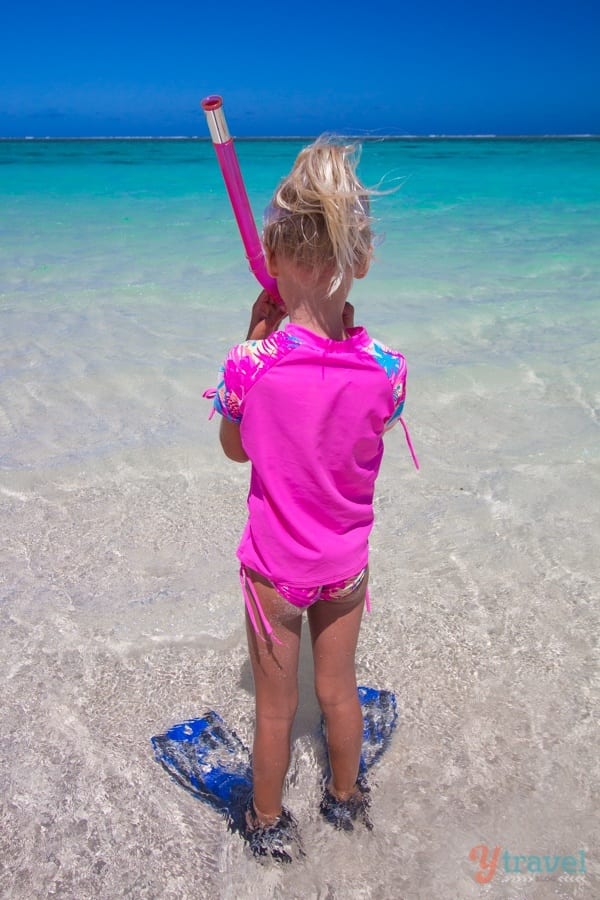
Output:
[
  {"xmin": 357, "ymin": 685, "xmax": 398, "ymax": 771},
  {"xmin": 151, "ymin": 710, "xmax": 252, "ymax": 834}
]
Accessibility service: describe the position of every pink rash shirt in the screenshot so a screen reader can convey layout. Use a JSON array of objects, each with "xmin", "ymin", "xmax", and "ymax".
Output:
[{"xmin": 212, "ymin": 323, "xmax": 413, "ymax": 587}]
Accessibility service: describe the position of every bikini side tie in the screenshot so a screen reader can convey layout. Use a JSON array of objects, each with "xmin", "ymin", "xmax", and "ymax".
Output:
[{"xmin": 239, "ymin": 566, "xmax": 283, "ymax": 645}]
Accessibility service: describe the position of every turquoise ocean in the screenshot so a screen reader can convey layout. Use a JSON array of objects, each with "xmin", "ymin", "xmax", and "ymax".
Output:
[{"xmin": 1, "ymin": 138, "xmax": 599, "ymax": 898}]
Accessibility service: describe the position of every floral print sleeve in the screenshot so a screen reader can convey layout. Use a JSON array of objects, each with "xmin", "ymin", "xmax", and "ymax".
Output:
[
  {"xmin": 366, "ymin": 339, "xmax": 407, "ymax": 431},
  {"xmin": 213, "ymin": 331, "xmax": 301, "ymax": 422}
]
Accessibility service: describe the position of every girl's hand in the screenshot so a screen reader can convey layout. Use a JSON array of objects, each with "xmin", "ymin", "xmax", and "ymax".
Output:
[
  {"xmin": 342, "ymin": 301, "xmax": 355, "ymax": 330},
  {"xmin": 246, "ymin": 290, "xmax": 287, "ymax": 340}
]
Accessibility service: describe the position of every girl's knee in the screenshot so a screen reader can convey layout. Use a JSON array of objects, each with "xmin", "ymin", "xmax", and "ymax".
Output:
[
  {"xmin": 256, "ymin": 688, "xmax": 299, "ymax": 723},
  {"xmin": 314, "ymin": 676, "xmax": 357, "ymax": 715}
]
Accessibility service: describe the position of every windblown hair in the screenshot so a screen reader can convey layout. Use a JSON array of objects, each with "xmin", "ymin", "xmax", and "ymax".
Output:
[{"xmin": 263, "ymin": 137, "xmax": 373, "ymax": 294}]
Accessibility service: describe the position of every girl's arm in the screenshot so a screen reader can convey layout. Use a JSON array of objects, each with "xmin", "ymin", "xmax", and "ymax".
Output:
[
  {"xmin": 219, "ymin": 417, "xmax": 248, "ymax": 462},
  {"xmin": 218, "ymin": 292, "xmax": 286, "ymax": 464}
]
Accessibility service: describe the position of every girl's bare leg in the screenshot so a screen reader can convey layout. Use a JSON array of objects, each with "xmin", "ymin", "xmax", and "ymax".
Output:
[
  {"xmin": 307, "ymin": 571, "xmax": 368, "ymax": 799},
  {"xmin": 244, "ymin": 568, "xmax": 302, "ymax": 823}
]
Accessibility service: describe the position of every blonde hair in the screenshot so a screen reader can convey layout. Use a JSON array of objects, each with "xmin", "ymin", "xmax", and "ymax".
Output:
[{"xmin": 263, "ymin": 137, "xmax": 373, "ymax": 294}]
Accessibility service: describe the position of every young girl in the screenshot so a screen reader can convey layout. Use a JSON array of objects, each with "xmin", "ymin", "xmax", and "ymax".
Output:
[{"xmin": 210, "ymin": 138, "xmax": 414, "ymax": 861}]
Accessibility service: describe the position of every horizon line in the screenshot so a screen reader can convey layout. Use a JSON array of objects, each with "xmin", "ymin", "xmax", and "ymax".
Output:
[{"xmin": 1, "ymin": 133, "xmax": 599, "ymax": 142}]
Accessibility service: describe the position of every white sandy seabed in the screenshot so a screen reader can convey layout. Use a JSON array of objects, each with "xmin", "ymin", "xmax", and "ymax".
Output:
[{"xmin": 1, "ymin": 279, "xmax": 598, "ymax": 899}]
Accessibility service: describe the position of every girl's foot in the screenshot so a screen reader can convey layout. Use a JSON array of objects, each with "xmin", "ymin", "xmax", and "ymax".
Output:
[
  {"xmin": 319, "ymin": 777, "xmax": 373, "ymax": 831},
  {"xmin": 243, "ymin": 796, "xmax": 304, "ymax": 863}
]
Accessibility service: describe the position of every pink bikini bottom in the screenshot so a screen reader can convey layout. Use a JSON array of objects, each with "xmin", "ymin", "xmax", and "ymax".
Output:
[{"xmin": 240, "ymin": 565, "xmax": 370, "ymax": 645}]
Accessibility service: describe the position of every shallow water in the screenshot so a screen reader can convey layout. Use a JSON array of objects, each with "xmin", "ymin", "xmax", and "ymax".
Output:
[{"xmin": 1, "ymin": 138, "xmax": 599, "ymax": 898}]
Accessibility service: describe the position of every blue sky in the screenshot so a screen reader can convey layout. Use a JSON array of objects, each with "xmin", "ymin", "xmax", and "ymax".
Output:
[{"xmin": 1, "ymin": 0, "xmax": 599, "ymax": 136}]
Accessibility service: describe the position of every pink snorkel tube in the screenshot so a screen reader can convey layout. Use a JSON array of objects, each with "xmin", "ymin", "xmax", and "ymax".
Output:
[{"xmin": 201, "ymin": 95, "xmax": 282, "ymax": 305}]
